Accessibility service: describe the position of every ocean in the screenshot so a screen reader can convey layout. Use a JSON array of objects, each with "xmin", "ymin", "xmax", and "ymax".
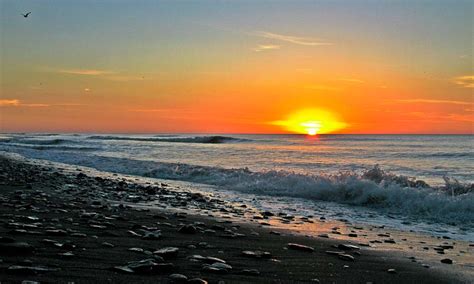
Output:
[{"xmin": 0, "ymin": 133, "xmax": 473, "ymax": 241}]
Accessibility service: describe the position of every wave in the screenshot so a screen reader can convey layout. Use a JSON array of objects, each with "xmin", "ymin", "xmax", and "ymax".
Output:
[
  {"xmin": 13, "ymin": 138, "xmax": 72, "ymax": 145},
  {"xmin": 12, "ymin": 152, "xmax": 471, "ymax": 224},
  {"xmin": 87, "ymin": 135, "xmax": 248, "ymax": 144},
  {"xmin": 0, "ymin": 143, "xmax": 98, "ymax": 151}
]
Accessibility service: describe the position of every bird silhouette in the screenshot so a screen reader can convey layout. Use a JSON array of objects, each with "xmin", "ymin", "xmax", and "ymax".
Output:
[{"xmin": 21, "ymin": 12, "xmax": 31, "ymax": 18}]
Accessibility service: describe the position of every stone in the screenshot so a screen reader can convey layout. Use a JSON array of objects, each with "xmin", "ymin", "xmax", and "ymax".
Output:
[
  {"xmin": 0, "ymin": 242, "xmax": 34, "ymax": 255},
  {"xmin": 440, "ymin": 258, "xmax": 453, "ymax": 264},
  {"xmin": 153, "ymin": 247, "xmax": 179, "ymax": 259},
  {"xmin": 287, "ymin": 243, "xmax": 314, "ymax": 252},
  {"xmin": 240, "ymin": 269, "xmax": 260, "ymax": 276},
  {"xmin": 338, "ymin": 254, "xmax": 355, "ymax": 261},
  {"xmin": 169, "ymin": 273, "xmax": 188, "ymax": 282},
  {"xmin": 241, "ymin": 250, "xmax": 271, "ymax": 259},
  {"xmin": 178, "ymin": 224, "xmax": 197, "ymax": 234},
  {"xmin": 337, "ymin": 244, "xmax": 360, "ymax": 250},
  {"xmin": 187, "ymin": 279, "xmax": 208, "ymax": 284},
  {"xmin": 7, "ymin": 265, "xmax": 59, "ymax": 275}
]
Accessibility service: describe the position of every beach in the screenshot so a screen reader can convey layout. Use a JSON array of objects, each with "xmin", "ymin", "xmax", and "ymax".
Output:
[{"xmin": 0, "ymin": 154, "xmax": 471, "ymax": 283}]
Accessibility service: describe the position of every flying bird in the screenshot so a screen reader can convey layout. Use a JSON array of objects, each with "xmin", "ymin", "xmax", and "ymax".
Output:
[{"xmin": 21, "ymin": 12, "xmax": 31, "ymax": 18}]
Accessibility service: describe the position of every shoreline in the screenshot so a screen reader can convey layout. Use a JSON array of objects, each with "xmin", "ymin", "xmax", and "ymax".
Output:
[{"xmin": 0, "ymin": 154, "xmax": 471, "ymax": 283}]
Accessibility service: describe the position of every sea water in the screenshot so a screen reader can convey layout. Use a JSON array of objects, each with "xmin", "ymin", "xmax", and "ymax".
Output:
[{"xmin": 0, "ymin": 133, "xmax": 472, "ymax": 240}]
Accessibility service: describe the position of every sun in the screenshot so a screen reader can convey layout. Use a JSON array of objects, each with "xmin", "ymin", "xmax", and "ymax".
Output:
[
  {"xmin": 301, "ymin": 121, "xmax": 321, "ymax": 136},
  {"xmin": 271, "ymin": 108, "xmax": 347, "ymax": 135}
]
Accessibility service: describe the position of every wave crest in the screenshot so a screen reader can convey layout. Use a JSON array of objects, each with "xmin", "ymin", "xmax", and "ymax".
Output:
[{"xmin": 88, "ymin": 135, "xmax": 247, "ymax": 144}]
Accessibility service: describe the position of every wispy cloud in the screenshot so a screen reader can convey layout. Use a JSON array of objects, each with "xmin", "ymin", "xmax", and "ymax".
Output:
[
  {"xmin": 453, "ymin": 75, "xmax": 474, "ymax": 88},
  {"xmin": 54, "ymin": 67, "xmax": 150, "ymax": 82},
  {"xmin": 0, "ymin": 99, "xmax": 20, "ymax": 106},
  {"xmin": 304, "ymin": 84, "xmax": 341, "ymax": 91},
  {"xmin": 396, "ymin": 99, "xmax": 471, "ymax": 105},
  {"xmin": 337, "ymin": 78, "xmax": 364, "ymax": 83},
  {"xmin": 253, "ymin": 44, "xmax": 280, "ymax": 52},
  {"xmin": 0, "ymin": 99, "xmax": 83, "ymax": 108},
  {"xmin": 255, "ymin": 31, "xmax": 332, "ymax": 46},
  {"xmin": 0, "ymin": 99, "xmax": 48, "ymax": 107},
  {"xmin": 129, "ymin": 108, "xmax": 171, "ymax": 113},
  {"xmin": 59, "ymin": 69, "xmax": 115, "ymax": 76}
]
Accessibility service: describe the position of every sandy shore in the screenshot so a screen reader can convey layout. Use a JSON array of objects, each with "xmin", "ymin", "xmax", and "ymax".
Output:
[{"xmin": 0, "ymin": 155, "xmax": 470, "ymax": 283}]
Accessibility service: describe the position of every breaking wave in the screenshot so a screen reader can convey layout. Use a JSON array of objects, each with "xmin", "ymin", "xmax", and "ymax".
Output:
[
  {"xmin": 8, "ymin": 151, "xmax": 471, "ymax": 224},
  {"xmin": 87, "ymin": 135, "xmax": 248, "ymax": 144}
]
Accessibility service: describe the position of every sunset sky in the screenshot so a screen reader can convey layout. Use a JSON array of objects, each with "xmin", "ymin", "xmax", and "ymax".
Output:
[{"xmin": 1, "ymin": 0, "xmax": 472, "ymax": 134}]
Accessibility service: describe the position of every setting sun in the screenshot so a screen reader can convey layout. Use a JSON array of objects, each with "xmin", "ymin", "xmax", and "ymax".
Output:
[{"xmin": 271, "ymin": 108, "xmax": 348, "ymax": 135}]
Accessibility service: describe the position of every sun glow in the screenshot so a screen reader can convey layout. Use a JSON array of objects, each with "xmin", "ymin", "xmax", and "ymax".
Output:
[{"xmin": 272, "ymin": 108, "xmax": 347, "ymax": 135}]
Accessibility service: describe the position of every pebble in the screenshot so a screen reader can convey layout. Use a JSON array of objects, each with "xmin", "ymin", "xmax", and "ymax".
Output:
[
  {"xmin": 338, "ymin": 254, "xmax": 355, "ymax": 261},
  {"xmin": 187, "ymin": 278, "xmax": 208, "ymax": 284},
  {"xmin": 0, "ymin": 242, "xmax": 35, "ymax": 255},
  {"xmin": 169, "ymin": 273, "xmax": 188, "ymax": 282},
  {"xmin": 440, "ymin": 258, "xmax": 453, "ymax": 264},
  {"xmin": 178, "ymin": 224, "xmax": 197, "ymax": 234},
  {"xmin": 287, "ymin": 243, "xmax": 314, "ymax": 252},
  {"xmin": 240, "ymin": 268, "xmax": 260, "ymax": 276},
  {"xmin": 153, "ymin": 247, "xmax": 179, "ymax": 259},
  {"xmin": 7, "ymin": 265, "xmax": 59, "ymax": 275}
]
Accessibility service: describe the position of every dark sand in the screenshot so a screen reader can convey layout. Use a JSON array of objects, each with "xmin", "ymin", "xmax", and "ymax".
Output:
[{"xmin": 0, "ymin": 155, "xmax": 469, "ymax": 283}]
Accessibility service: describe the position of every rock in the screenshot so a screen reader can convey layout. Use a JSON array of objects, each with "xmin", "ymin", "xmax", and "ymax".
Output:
[
  {"xmin": 325, "ymin": 251, "xmax": 343, "ymax": 256},
  {"xmin": 337, "ymin": 244, "xmax": 360, "ymax": 251},
  {"xmin": 187, "ymin": 278, "xmax": 208, "ymax": 284},
  {"xmin": 153, "ymin": 247, "xmax": 179, "ymax": 259},
  {"xmin": 287, "ymin": 243, "xmax": 314, "ymax": 252},
  {"xmin": 128, "ymin": 247, "xmax": 144, "ymax": 253},
  {"xmin": 262, "ymin": 211, "xmax": 274, "ymax": 217},
  {"xmin": 7, "ymin": 265, "xmax": 59, "ymax": 275},
  {"xmin": 169, "ymin": 273, "xmax": 188, "ymax": 283},
  {"xmin": 338, "ymin": 254, "xmax": 355, "ymax": 261},
  {"xmin": 348, "ymin": 233, "xmax": 358, "ymax": 237},
  {"xmin": 0, "ymin": 236, "xmax": 16, "ymax": 243},
  {"xmin": 101, "ymin": 242, "xmax": 115, "ymax": 248},
  {"xmin": 45, "ymin": 229, "xmax": 68, "ymax": 236},
  {"xmin": 114, "ymin": 259, "xmax": 174, "ymax": 274},
  {"xmin": 440, "ymin": 258, "xmax": 453, "ymax": 264},
  {"xmin": 142, "ymin": 231, "xmax": 162, "ymax": 240},
  {"xmin": 0, "ymin": 242, "xmax": 34, "ymax": 255},
  {"xmin": 178, "ymin": 225, "xmax": 197, "ymax": 234},
  {"xmin": 58, "ymin": 251, "xmax": 75, "ymax": 258},
  {"xmin": 387, "ymin": 268, "xmax": 397, "ymax": 274},
  {"xmin": 241, "ymin": 250, "xmax": 272, "ymax": 259},
  {"xmin": 113, "ymin": 266, "xmax": 134, "ymax": 273},
  {"xmin": 240, "ymin": 269, "xmax": 260, "ymax": 276},
  {"xmin": 202, "ymin": 262, "xmax": 232, "ymax": 274}
]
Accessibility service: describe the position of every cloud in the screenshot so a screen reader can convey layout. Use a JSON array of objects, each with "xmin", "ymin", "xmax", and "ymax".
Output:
[
  {"xmin": 129, "ymin": 109, "xmax": 171, "ymax": 113},
  {"xmin": 396, "ymin": 99, "xmax": 471, "ymax": 105},
  {"xmin": 304, "ymin": 84, "xmax": 341, "ymax": 91},
  {"xmin": 337, "ymin": 78, "xmax": 364, "ymax": 83},
  {"xmin": 253, "ymin": 44, "xmax": 280, "ymax": 52},
  {"xmin": 453, "ymin": 75, "xmax": 474, "ymax": 88},
  {"xmin": 59, "ymin": 69, "xmax": 115, "ymax": 76},
  {"xmin": 0, "ymin": 99, "xmax": 83, "ymax": 108},
  {"xmin": 255, "ymin": 31, "xmax": 333, "ymax": 46},
  {"xmin": 0, "ymin": 99, "xmax": 20, "ymax": 106},
  {"xmin": 0, "ymin": 99, "xmax": 48, "ymax": 107},
  {"xmin": 54, "ymin": 67, "xmax": 149, "ymax": 82}
]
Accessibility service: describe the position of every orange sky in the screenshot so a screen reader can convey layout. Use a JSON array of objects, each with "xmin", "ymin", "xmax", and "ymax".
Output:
[{"xmin": 1, "ymin": 1, "xmax": 472, "ymax": 134}]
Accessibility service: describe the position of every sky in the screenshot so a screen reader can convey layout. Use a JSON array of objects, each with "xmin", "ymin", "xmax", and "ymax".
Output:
[{"xmin": 0, "ymin": 0, "xmax": 472, "ymax": 134}]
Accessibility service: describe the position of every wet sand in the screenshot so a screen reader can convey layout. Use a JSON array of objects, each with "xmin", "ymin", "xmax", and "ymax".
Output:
[{"xmin": 0, "ymin": 155, "xmax": 471, "ymax": 283}]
